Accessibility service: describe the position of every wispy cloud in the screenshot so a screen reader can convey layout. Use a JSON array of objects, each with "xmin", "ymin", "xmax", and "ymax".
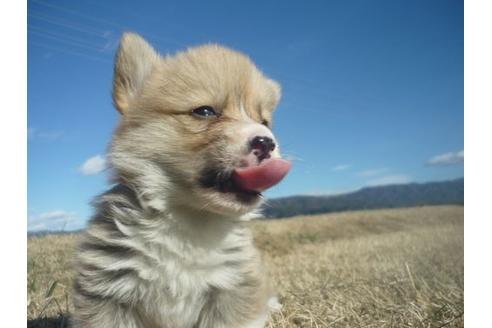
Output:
[
  {"xmin": 79, "ymin": 155, "xmax": 106, "ymax": 175},
  {"xmin": 27, "ymin": 127, "xmax": 35, "ymax": 138},
  {"xmin": 101, "ymin": 38, "xmax": 118, "ymax": 52},
  {"xmin": 426, "ymin": 150, "xmax": 464, "ymax": 166},
  {"xmin": 358, "ymin": 168, "xmax": 389, "ymax": 177},
  {"xmin": 302, "ymin": 188, "xmax": 354, "ymax": 197},
  {"xmin": 100, "ymin": 30, "xmax": 119, "ymax": 53},
  {"xmin": 28, "ymin": 127, "xmax": 64, "ymax": 141},
  {"xmin": 366, "ymin": 174, "xmax": 412, "ymax": 186},
  {"xmin": 332, "ymin": 164, "xmax": 350, "ymax": 172},
  {"xmin": 28, "ymin": 210, "xmax": 77, "ymax": 231}
]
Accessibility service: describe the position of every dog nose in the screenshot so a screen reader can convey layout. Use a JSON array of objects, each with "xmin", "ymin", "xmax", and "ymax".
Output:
[{"xmin": 250, "ymin": 136, "xmax": 276, "ymax": 161}]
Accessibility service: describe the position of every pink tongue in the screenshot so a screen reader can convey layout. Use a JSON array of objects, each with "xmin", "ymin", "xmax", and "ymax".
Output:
[{"xmin": 232, "ymin": 158, "xmax": 291, "ymax": 192}]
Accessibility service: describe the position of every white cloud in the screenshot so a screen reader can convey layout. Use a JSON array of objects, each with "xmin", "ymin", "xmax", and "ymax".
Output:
[
  {"xmin": 332, "ymin": 164, "xmax": 350, "ymax": 171},
  {"xmin": 358, "ymin": 168, "xmax": 389, "ymax": 177},
  {"xmin": 366, "ymin": 174, "xmax": 412, "ymax": 186},
  {"xmin": 38, "ymin": 210, "xmax": 72, "ymax": 220},
  {"xmin": 80, "ymin": 155, "xmax": 106, "ymax": 175},
  {"xmin": 427, "ymin": 150, "xmax": 464, "ymax": 166},
  {"xmin": 28, "ymin": 210, "xmax": 78, "ymax": 231}
]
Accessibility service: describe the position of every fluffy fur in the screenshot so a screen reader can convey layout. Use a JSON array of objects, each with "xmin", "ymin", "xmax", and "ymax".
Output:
[{"xmin": 72, "ymin": 33, "xmax": 283, "ymax": 328}]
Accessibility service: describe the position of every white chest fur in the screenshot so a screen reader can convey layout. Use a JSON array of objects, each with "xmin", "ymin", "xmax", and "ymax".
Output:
[{"xmin": 111, "ymin": 207, "xmax": 258, "ymax": 325}]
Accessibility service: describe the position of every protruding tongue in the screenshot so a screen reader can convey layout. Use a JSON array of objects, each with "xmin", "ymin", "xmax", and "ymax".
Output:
[{"xmin": 232, "ymin": 158, "xmax": 291, "ymax": 192}]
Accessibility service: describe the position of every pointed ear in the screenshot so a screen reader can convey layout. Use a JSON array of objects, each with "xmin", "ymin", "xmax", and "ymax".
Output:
[
  {"xmin": 266, "ymin": 79, "xmax": 282, "ymax": 109},
  {"xmin": 112, "ymin": 33, "xmax": 159, "ymax": 114}
]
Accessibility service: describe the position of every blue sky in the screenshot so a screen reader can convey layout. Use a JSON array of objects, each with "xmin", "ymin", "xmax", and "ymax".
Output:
[{"xmin": 27, "ymin": 0, "xmax": 464, "ymax": 231}]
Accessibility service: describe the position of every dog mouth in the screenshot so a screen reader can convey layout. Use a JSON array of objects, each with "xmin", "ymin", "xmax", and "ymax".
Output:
[
  {"xmin": 199, "ymin": 158, "xmax": 291, "ymax": 204},
  {"xmin": 199, "ymin": 166, "xmax": 261, "ymax": 204}
]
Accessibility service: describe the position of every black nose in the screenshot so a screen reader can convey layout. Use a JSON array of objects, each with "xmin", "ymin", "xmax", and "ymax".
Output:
[{"xmin": 250, "ymin": 136, "xmax": 276, "ymax": 161}]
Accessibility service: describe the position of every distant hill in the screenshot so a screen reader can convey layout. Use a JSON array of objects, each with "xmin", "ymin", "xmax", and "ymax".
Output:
[
  {"xmin": 27, "ymin": 230, "xmax": 82, "ymax": 238},
  {"xmin": 28, "ymin": 178, "xmax": 464, "ymax": 235},
  {"xmin": 262, "ymin": 178, "xmax": 464, "ymax": 218}
]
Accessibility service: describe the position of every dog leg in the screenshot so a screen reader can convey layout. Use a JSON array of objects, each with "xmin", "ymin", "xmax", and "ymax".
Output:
[
  {"xmin": 242, "ymin": 313, "xmax": 269, "ymax": 328},
  {"xmin": 195, "ymin": 285, "xmax": 274, "ymax": 328},
  {"xmin": 71, "ymin": 297, "xmax": 151, "ymax": 328}
]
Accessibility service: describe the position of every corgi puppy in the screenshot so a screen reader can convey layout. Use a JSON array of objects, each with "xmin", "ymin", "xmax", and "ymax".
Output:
[{"xmin": 72, "ymin": 32, "xmax": 290, "ymax": 328}]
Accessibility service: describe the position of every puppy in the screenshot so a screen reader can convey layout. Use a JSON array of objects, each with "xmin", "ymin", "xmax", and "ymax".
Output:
[{"xmin": 72, "ymin": 32, "xmax": 291, "ymax": 328}]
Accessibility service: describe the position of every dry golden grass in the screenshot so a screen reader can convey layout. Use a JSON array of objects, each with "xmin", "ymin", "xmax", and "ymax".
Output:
[{"xmin": 27, "ymin": 206, "xmax": 463, "ymax": 327}]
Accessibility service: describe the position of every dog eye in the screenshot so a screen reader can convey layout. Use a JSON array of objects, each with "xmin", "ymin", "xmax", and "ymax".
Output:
[
  {"xmin": 261, "ymin": 119, "xmax": 269, "ymax": 127},
  {"xmin": 192, "ymin": 106, "xmax": 217, "ymax": 118}
]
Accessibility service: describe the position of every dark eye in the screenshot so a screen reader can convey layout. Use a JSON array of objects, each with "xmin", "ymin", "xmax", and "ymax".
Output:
[
  {"xmin": 192, "ymin": 106, "xmax": 217, "ymax": 118},
  {"xmin": 261, "ymin": 119, "xmax": 269, "ymax": 127}
]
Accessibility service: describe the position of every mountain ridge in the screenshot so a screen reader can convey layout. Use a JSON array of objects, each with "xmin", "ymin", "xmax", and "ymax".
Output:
[
  {"xmin": 261, "ymin": 177, "xmax": 464, "ymax": 218},
  {"xmin": 29, "ymin": 178, "xmax": 464, "ymax": 235}
]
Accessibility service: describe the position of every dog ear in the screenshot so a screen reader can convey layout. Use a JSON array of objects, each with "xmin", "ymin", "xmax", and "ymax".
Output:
[
  {"xmin": 266, "ymin": 79, "xmax": 282, "ymax": 110},
  {"xmin": 112, "ymin": 32, "xmax": 159, "ymax": 114}
]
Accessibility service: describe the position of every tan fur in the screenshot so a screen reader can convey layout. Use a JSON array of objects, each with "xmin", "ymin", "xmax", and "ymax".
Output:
[{"xmin": 72, "ymin": 33, "xmax": 283, "ymax": 328}]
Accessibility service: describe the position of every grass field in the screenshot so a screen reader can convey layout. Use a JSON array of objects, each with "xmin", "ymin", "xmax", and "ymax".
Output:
[{"xmin": 27, "ymin": 205, "xmax": 464, "ymax": 327}]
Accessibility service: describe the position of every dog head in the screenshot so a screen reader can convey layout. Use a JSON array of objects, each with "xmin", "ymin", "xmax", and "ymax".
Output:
[{"xmin": 109, "ymin": 33, "xmax": 290, "ymax": 217}]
